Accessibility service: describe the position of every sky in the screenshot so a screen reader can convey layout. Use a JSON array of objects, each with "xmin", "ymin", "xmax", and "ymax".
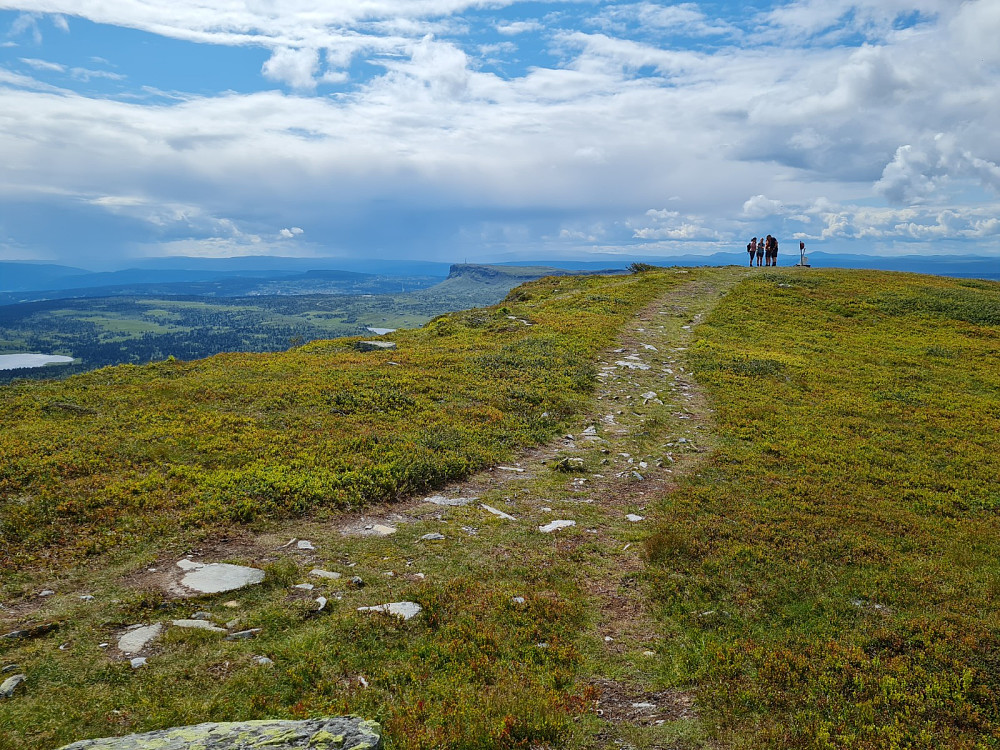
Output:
[{"xmin": 1, "ymin": 0, "xmax": 999, "ymax": 268}]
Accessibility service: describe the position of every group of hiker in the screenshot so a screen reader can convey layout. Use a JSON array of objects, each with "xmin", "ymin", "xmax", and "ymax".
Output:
[{"xmin": 747, "ymin": 235, "xmax": 779, "ymax": 267}]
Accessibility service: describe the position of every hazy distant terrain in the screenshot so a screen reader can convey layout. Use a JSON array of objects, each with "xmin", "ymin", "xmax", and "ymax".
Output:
[{"xmin": 0, "ymin": 264, "xmax": 622, "ymax": 382}]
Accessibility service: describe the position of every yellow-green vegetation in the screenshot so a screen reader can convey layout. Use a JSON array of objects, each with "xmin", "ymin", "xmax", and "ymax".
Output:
[
  {"xmin": 646, "ymin": 269, "xmax": 1000, "ymax": 748},
  {"xmin": 3, "ymin": 266, "xmax": 999, "ymax": 750},
  {"xmin": 0, "ymin": 271, "xmax": 674, "ymax": 569}
]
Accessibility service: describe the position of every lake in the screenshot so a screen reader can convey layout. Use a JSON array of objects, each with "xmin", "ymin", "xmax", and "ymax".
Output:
[{"xmin": 0, "ymin": 353, "xmax": 75, "ymax": 371}]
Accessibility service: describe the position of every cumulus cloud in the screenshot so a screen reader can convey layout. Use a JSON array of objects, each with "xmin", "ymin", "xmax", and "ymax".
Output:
[
  {"xmin": 742, "ymin": 195, "xmax": 785, "ymax": 219},
  {"xmin": 279, "ymin": 226, "xmax": 304, "ymax": 238},
  {"xmin": 1, "ymin": 0, "xmax": 999, "ymax": 260},
  {"xmin": 262, "ymin": 47, "xmax": 320, "ymax": 89}
]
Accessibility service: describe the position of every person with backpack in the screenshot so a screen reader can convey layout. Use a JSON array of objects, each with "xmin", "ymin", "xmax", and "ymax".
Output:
[
  {"xmin": 748, "ymin": 237, "xmax": 757, "ymax": 266},
  {"xmin": 756, "ymin": 236, "xmax": 765, "ymax": 266}
]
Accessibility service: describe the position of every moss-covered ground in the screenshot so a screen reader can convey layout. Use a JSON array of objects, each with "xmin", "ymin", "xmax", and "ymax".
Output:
[{"xmin": 1, "ymin": 266, "xmax": 999, "ymax": 749}]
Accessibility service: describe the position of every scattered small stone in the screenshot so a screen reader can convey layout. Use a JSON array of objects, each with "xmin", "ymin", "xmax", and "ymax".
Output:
[
  {"xmin": 632, "ymin": 702, "xmax": 657, "ymax": 709},
  {"xmin": 130, "ymin": 657, "xmax": 147, "ymax": 669},
  {"xmin": 539, "ymin": 520, "xmax": 576, "ymax": 533},
  {"xmin": 223, "ymin": 601, "xmax": 240, "ymax": 608},
  {"xmin": 1, "ymin": 665, "xmax": 19, "ymax": 673},
  {"xmin": 383, "ymin": 571, "xmax": 395, "ymax": 577},
  {"xmin": 191, "ymin": 611, "xmax": 212, "ymax": 620},
  {"xmin": 310, "ymin": 569, "xmax": 342, "ymax": 580},
  {"xmin": 616, "ymin": 360, "xmax": 650, "ymax": 370},
  {"xmin": 626, "ymin": 514, "xmax": 645, "ymax": 522},
  {"xmin": 255, "ymin": 656, "xmax": 275, "ymax": 666},
  {"xmin": 512, "ymin": 597, "xmax": 526, "ymax": 605},
  {"xmin": 2, "ymin": 623, "xmax": 58, "ymax": 640},
  {"xmin": 368, "ymin": 524, "xmax": 397, "ymax": 536},
  {"xmin": 535, "ymin": 642, "xmax": 548, "ymax": 649},
  {"xmin": 296, "ymin": 540, "xmax": 316, "ymax": 551},
  {"xmin": 420, "ymin": 532, "xmax": 446, "ymax": 541},
  {"xmin": 643, "ymin": 650, "xmax": 656, "ymax": 657},
  {"xmin": 39, "ymin": 590, "xmax": 55, "ymax": 597},
  {"xmin": 497, "ymin": 466, "xmax": 525, "ymax": 472},
  {"xmin": 171, "ymin": 620, "xmax": 226, "ymax": 633},
  {"xmin": 349, "ymin": 576, "xmax": 365, "ymax": 588},
  {"xmin": 225, "ymin": 629, "xmax": 262, "ymax": 641},
  {"xmin": 59, "ymin": 643, "xmax": 70, "ymax": 650},
  {"xmin": 481, "ymin": 504, "xmax": 516, "ymax": 521},
  {"xmin": 117, "ymin": 623, "xmax": 163, "ymax": 655},
  {"xmin": 604, "ymin": 636, "xmax": 613, "ymax": 642},
  {"xmin": 582, "ymin": 425, "xmax": 598, "ymax": 435},
  {"xmin": 294, "ymin": 583, "xmax": 315, "ymax": 590},
  {"xmin": 357, "ymin": 601, "xmax": 423, "ymax": 620},
  {"xmin": 631, "ymin": 471, "xmax": 645, "ymax": 480},
  {"xmin": 98, "ymin": 643, "xmax": 109, "ymax": 649},
  {"xmin": 79, "ymin": 595, "xmax": 95, "ymax": 602},
  {"xmin": 315, "ymin": 597, "xmax": 328, "ymax": 612}
]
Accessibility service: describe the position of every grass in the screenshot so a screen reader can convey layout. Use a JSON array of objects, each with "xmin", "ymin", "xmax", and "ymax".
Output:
[
  {"xmin": 2, "ymin": 266, "xmax": 999, "ymax": 749},
  {"xmin": 644, "ymin": 269, "xmax": 1000, "ymax": 748}
]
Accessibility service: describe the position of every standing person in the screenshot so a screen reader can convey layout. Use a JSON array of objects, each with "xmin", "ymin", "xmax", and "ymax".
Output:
[
  {"xmin": 756, "ymin": 235, "xmax": 765, "ymax": 266},
  {"xmin": 771, "ymin": 235, "xmax": 778, "ymax": 266},
  {"xmin": 799, "ymin": 241, "xmax": 806, "ymax": 266},
  {"xmin": 748, "ymin": 237, "xmax": 757, "ymax": 267}
]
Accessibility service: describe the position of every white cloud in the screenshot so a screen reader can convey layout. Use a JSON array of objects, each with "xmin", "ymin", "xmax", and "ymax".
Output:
[
  {"xmin": 262, "ymin": 47, "xmax": 320, "ymax": 90},
  {"xmin": 279, "ymin": 226, "xmax": 304, "ymax": 238},
  {"xmin": 742, "ymin": 195, "xmax": 785, "ymax": 219},
  {"xmin": 496, "ymin": 20, "xmax": 542, "ymax": 36}
]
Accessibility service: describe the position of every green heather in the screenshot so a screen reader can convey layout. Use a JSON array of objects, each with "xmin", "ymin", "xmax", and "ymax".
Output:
[
  {"xmin": 1, "ymin": 266, "xmax": 999, "ymax": 749},
  {"xmin": 646, "ymin": 269, "xmax": 1000, "ymax": 748}
]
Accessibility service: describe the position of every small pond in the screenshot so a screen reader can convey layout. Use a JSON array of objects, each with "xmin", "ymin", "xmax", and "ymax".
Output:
[{"xmin": 0, "ymin": 353, "xmax": 75, "ymax": 371}]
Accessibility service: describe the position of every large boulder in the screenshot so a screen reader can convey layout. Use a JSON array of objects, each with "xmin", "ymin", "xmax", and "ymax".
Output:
[{"xmin": 56, "ymin": 717, "xmax": 381, "ymax": 750}]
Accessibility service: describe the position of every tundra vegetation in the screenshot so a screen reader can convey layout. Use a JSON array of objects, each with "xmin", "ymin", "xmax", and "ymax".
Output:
[{"xmin": 0, "ymin": 267, "xmax": 998, "ymax": 749}]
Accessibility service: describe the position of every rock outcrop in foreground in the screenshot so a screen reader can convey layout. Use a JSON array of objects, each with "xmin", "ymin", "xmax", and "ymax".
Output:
[{"xmin": 57, "ymin": 718, "xmax": 381, "ymax": 750}]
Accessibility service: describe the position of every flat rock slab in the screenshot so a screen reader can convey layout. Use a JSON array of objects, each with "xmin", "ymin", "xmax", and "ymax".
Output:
[
  {"xmin": 176, "ymin": 561, "xmax": 265, "ymax": 595},
  {"xmin": 117, "ymin": 624, "xmax": 163, "ymax": 655},
  {"xmin": 55, "ymin": 717, "xmax": 382, "ymax": 750},
  {"xmin": 357, "ymin": 602, "xmax": 423, "ymax": 621},
  {"xmin": 423, "ymin": 495, "xmax": 478, "ymax": 506},
  {"xmin": 539, "ymin": 520, "xmax": 576, "ymax": 533},
  {"xmin": 171, "ymin": 620, "xmax": 226, "ymax": 633},
  {"xmin": 481, "ymin": 504, "xmax": 516, "ymax": 521},
  {"xmin": 356, "ymin": 340, "xmax": 397, "ymax": 352}
]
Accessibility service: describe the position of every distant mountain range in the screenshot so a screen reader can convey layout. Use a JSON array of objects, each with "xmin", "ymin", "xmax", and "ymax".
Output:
[{"xmin": 1, "ymin": 252, "xmax": 996, "ymax": 304}]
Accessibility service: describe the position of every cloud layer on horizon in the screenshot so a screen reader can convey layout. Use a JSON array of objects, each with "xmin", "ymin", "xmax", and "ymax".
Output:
[{"xmin": 1, "ymin": 0, "xmax": 999, "ymax": 265}]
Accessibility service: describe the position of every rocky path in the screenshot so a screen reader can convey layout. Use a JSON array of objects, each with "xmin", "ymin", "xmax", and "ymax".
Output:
[{"xmin": 1, "ymin": 269, "xmax": 740, "ymax": 750}]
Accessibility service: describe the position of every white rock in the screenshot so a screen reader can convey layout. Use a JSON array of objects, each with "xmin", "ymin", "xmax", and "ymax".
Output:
[
  {"xmin": 130, "ymin": 657, "xmax": 147, "ymax": 669},
  {"xmin": 255, "ymin": 656, "xmax": 275, "ymax": 666},
  {"xmin": 632, "ymin": 702, "xmax": 657, "ymax": 709},
  {"xmin": 171, "ymin": 620, "xmax": 226, "ymax": 633},
  {"xmin": 582, "ymin": 425, "xmax": 598, "ymax": 435},
  {"xmin": 117, "ymin": 623, "xmax": 163, "ymax": 655},
  {"xmin": 642, "ymin": 344, "xmax": 658, "ymax": 351},
  {"xmin": 296, "ymin": 540, "xmax": 316, "ymax": 551},
  {"xmin": 369, "ymin": 524, "xmax": 397, "ymax": 536},
  {"xmin": 420, "ymin": 533, "xmax": 445, "ymax": 541},
  {"xmin": 512, "ymin": 596, "xmax": 526, "ymax": 604},
  {"xmin": 315, "ymin": 597, "xmax": 328, "ymax": 612},
  {"xmin": 0, "ymin": 674, "xmax": 25, "ymax": 698},
  {"xmin": 539, "ymin": 520, "xmax": 576, "ymax": 533},
  {"xmin": 626, "ymin": 514, "xmax": 645, "ymax": 522},
  {"xmin": 497, "ymin": 466, "xmax": 525, "ymax": 472},
  {"xmin": 641, "ymin": 391, "xmax": 658, "ymax": 400},
  {"xmin": 79, "ymin": 595, "xmax": 95, "ymax": 601},
  {"xmin": 424, "ymin": 495, "xmax": 477, "ymax": 507},
  {"xmin": 39, "ymin": 590, "xmax": 54, "ymax": 597},
  {"xmin": 616, "ymin": 360, "xmax": 650, "ymax": 370},
  {"xmin": 310, "ymin": 569, "xmax": 342, "ymax": 580},
  {"xmin": 357, "ymin": 601, "xmax": 423, "ymax": 620},
  {"xmin": 177, "ymin": 562, "xmax": 265, "ymax": 594},
  {"xmin": 481, "ymin": 504, "xmax": 516, "ymax": 521},
  {"xmin": 293, "ymin": 583, "xmax": 315, "ymax": 590}
]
